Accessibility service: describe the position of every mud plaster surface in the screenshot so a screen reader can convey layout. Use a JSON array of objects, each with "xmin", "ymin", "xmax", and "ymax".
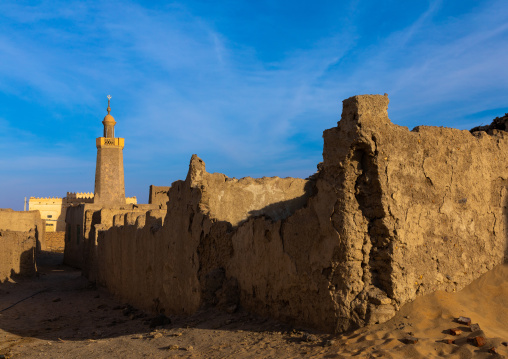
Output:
[{"xmin": 1, "ymin": 252, "xmax": 506, "ymax": 358}]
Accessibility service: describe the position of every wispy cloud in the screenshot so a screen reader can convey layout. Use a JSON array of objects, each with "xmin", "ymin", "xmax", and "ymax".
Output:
[{"xmin": 0, "ymin": 0, "xmax": 507, "ymax": 209}]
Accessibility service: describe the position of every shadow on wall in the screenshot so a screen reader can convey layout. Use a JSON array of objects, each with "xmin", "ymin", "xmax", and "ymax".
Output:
[
  {"xmin": 351, "ymin": 144, "xmax": 393, "ymax": 298},
  {"xmin": 246, "ymin": 180, "xmax": 317, "ymax": 223},
  {"xmin": 7, "ymin": 247, "xmax": 36, "ymax": 282},
  {"xmin": 505, "ymin": 191, "xmax": 508, "ymax": 263}
]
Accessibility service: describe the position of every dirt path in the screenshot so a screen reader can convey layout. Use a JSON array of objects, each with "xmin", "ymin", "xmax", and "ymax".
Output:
[
  {"xmin": 0, "ymin": 252, "xmax": 333, "ymax": 358},
  {"xmin": 0, "ymin": 253, "xmax": 506, "ymax": 358}
]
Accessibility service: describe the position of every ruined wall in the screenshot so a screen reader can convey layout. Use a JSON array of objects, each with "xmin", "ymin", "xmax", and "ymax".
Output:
[
  {"xmin": 0, "ymin": 209, "xmax": 40, "ymax": 282},
  {"xmin": 196, "ymin": 170, "xmax": 312, "ymax": 226},
  {"xmin": 149, "ymin": 185, "xmax": 170, "ymax": 209},
  {"xmin": 0, "ymin": 209, "xmax": 46, "ymax": 251},
  {"xmin": 87, "ymin": 95, "xmax": 508, "ymax": 333},
  {"xmin": 64, "ymin": 204, "xmax": 88, "ymax": 268},
  {"xmin": 319, "ymin": 95, "xmax": 507, "ymax": 330},
  {"xmin": 45, "ymin": 232, "xmax": 65, "ymax": 252},
  {"xmin": 0, "ymin": 230, "xmax": 37, "ymax": 282},
  {"xmin": 64, "ymin": 203, "xmax": 162, "ymax": 269},
  {"xmin": 90, "ymin": 165, "xmax": 314, "ymax": 317}
]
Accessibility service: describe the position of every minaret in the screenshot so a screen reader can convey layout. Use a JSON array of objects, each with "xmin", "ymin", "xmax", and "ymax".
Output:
[{"xmin": 94, "ymin": 95, "xmax": 126, "ymax": 205}]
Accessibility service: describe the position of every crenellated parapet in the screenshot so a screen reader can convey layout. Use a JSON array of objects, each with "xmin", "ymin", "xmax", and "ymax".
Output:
[
  {"xmin": 30, "ymin": 193, "xmax": 96, "ymax": 205},
  {"xmin": 66, "ymin": 192, "xmax": 94, "ymax": 199},
  {"xmin": 29, "ymin": 197, "xmax": 64, "ymax": 204}
]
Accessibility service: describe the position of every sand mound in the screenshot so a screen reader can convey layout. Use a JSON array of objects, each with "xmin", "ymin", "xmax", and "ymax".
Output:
[{"xmin": 330, "ymin": 263, "xmax": 508, "ymax": 358}]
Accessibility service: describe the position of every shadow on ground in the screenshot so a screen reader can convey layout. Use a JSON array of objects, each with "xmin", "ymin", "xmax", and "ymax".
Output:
[{"xmin": 0, "ymin": 251, "xmax": 322, "ymax": 344}]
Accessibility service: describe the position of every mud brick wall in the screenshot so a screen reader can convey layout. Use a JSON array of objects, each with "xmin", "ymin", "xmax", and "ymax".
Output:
[
  {"xmin": 149, "ymin": 185, "xmax": 171, "ymax": 209},
  {"xmin": 64, "ymin": 203, "xmax": 160, "ymax": 269},
  {"xmin": 87, "ymin": 95, "xmax": 507, "ymax": 333},
  {"xmin": 0, "ymin": 230, "xmax": 37, "ymax": 282},
  {"xmin": 45, "ymin": 232, "xmax": 66, "ymax": 252},
  {"xmin": 0, "ymin": 209, "xmax": 46, "ymax": 251}
]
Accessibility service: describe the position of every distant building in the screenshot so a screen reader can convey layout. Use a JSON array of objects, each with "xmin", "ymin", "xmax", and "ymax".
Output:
[
  {"xmin": 29, "ymin": 95, "xmax": 137, "ymax": 232},
  {"xmin": 29, "ymin": 192, "xmax": 136, "ymax": 232},
  {"xmin": 93, "ymin": 94, "xmax": 128, "ymax": 205},
  {"xmin": 28, "ymin": 193, "xmax": 93, "ymax": 232}
]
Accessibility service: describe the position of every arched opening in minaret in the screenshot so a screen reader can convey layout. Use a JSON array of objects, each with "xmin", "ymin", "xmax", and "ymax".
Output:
[{"xmin": 104, "ymin": 126, "xmax": 114, "ymax": 138}]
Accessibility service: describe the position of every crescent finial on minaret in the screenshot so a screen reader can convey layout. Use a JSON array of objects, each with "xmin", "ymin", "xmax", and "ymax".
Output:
[{"xmin": 107, "ymin": 94, "xmax": 112, "ymax": 114}]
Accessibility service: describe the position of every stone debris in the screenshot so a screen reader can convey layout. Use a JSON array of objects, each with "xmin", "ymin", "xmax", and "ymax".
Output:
[
  {"xmin": 151, "ymin": 332, "xmax": 163, "ymax": 339},
  {"xmin": 449, "ymin": 328, "xmax": 463, "ymax": 336},
  {"xmin": 467, "ymin": 336, "xmax": 486, "ymax": 347},
  {"xmin": 457, "ymin": 316, "xmax": 472, "ymax": 326},
  {"xmin": 443, "ymin": 339, "xmax": 455, "ymax": 344},
  {"xmin": 488, "ymin": 347, "xmax": 498, "ymax": 354},
  {"xmin": 404, "ymin": 337, "xmax": 419, "ymax": 344},
  {"xmin": 167, "ymin": 345, "xmax": 179, "ymax": 350},
  {"xmin": 301, "ymin": 332, "xmax": 318, "ymax": 342},
  {"xmin": 324, "ymin": 339, "xmax": 336, "ymax": 347},
  {"xmin": 469, "ymin": 323, "xmax": 481, "ymax": 332}
]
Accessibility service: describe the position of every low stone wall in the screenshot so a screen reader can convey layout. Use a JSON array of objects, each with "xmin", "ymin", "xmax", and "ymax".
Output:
[
  {"xmin": 0, "ymin": 230, "xmax": 37, "ymax": 283},
  {"xmin": 86, "ymin": 95, "xmax": 508, "ymax": 333}
]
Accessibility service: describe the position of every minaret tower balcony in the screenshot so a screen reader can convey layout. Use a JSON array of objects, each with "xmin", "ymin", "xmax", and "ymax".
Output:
[{"xmin": 96, "ymin": 137, "xmax": 124, "ymax": 148}]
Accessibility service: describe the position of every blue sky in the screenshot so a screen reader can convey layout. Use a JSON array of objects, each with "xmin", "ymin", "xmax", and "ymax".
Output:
[{"xmin": 1, "ymin": 0, "xmax": 507, "ymax": 210}]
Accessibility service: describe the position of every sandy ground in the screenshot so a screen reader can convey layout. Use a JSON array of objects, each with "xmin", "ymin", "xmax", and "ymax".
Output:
[{"xmin": 0, "ymin": 252, "xmax": 506, "ymax": 359}]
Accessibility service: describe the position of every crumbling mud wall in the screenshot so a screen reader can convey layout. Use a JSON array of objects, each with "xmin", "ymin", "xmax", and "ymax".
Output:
[
  {"xmin": 64, "ymin": 204, "xmax": 161, "ymax": 269},
  {"xmin": 87, "ymin": 95, "xmax": 508, "ymax": 333},
  {"xmin": 0, "ymin": 209, "xmax": 46, "ymax": 251},
  {"xmin": 0, "ymin": 210, "xmax": 41, "ymax": 282},
  {"xmin": 89, "ymin": 169, "xmax": 313, "ymax": 317},
  {"xmin": 149, "ymin": 185, "xmax": 171, "ymax": 209},
  {"xmin": 320, "ymin": 95, "xmax": 507, "ymax": 331},
  {"xmin": 0, "ymin": 230, "xmax": 37, "ymax": 283},
  {"xmin": 0, "ymin": 231, "xmax": 37, "ymax": 282},
  {"xmin": 45, "ymin": 232, "xmax": 65, "ymax": 252}
]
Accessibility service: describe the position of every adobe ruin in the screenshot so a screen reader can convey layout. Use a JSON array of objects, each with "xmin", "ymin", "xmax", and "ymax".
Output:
[
  {"xmin": 0, "ymin": 209, "xmax": 45, "ymax": 282},
  {"xmin": 65, "ymin": 94, "xmax": 507, "ymax": 333}
]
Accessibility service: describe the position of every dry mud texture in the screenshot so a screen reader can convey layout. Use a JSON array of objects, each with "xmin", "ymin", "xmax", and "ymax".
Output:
[
  {"xmin": 0, "ymin": 231, "xmax": 36, "ymax": 283},
  {"xmin": 80, "ymin": 95, "xmax": 507, "ymax": 334},
  {"xmin": 0, "ymin": 209, "xmax": 45, "ymax": 252},
  {"xmin": 1, "ymin": 253, "xmax": 506, "ymax": 358}
]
